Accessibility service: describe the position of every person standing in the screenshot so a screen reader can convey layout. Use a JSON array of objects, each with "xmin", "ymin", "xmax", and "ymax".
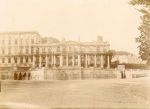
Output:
[
  {"xmin": 28, "ymin": 72, "xmax": 31, "ymax": 80},
  {"xmin": 18, "ymin": 72, "xmax": 22, "ymax": 80},
  {"xmin": 14, "ymin": 72, "xmax": 18, "ymax": 80},
  {"xmin": 23, "ymin": 72, "xmax": 26, "ymax": 80}
]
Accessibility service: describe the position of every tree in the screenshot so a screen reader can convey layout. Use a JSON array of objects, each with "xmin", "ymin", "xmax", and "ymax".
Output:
[{"xmin": 129, "ymin": 0, "xmax": 150, "ymax": 65}]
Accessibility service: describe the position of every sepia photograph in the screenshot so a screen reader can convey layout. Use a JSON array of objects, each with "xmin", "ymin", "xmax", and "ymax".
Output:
[{"xmin": 0, "ymin": 0, "xmax": 150, "ymax": 109}]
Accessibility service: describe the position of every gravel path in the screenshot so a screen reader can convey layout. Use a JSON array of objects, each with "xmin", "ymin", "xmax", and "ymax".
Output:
[{"xmin": 0, "ymin": 78, "xmax": 150, "ymax": 109}]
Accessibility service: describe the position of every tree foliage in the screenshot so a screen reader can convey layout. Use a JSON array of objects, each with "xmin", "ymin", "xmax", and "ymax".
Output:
[
  {"xmin": 130, "ymin": 0, "xmax": 150, "ymax": 6},
  {"xmin": 129, "ymin": 0, "xmax": 150, "ymax": 65}
]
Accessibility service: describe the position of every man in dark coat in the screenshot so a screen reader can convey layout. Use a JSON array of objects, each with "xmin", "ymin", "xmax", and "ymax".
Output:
[
  {"xmin": 23, "ymin": 72, "xmax": 26, "ymax": 80},
  {"xmin": 18, "ymin": 72, "xmax": 22, "ymax": 80},
  {"xmin": 28, "ymin": 72, "xmax": 31, "ymax": 80},
  {"xmin": 14, "ymin": 72, "xmax": 18, "ymax": 80}
]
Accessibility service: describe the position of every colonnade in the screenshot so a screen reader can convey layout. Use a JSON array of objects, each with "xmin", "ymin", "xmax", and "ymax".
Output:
[
  {"xmin": 32, "ymin": 54, "xmax": 110, "ymax": 68},
  {"xmin": 0, "ymin": 54, "xmax": 110, "ymax": 68}
]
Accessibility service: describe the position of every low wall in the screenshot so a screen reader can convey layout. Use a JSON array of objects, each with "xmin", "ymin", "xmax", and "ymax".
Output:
[
  {"xmin": 2, "ymin": 67, "xmax": 149, "ymax": 80},
  {"xmin": 31, "ymin": 68, "xmax": 45, "ymax": 80},
  {"xmin": 44, "ymin": 67, "xmax": 119, "ymax": 80},
  {"xmin": 125, "ymin": 69, "xmax": 150, "ymax": 78}
]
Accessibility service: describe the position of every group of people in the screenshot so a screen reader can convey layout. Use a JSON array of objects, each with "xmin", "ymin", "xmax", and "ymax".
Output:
[{"xmin": 14, "ymin": 71, "xmax": 31, "ymax": 80}]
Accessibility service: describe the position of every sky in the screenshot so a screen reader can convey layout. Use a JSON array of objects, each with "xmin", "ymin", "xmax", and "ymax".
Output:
[{"xmin": 0, "ymin": 0, "xmax": 141, "ymax": 54}]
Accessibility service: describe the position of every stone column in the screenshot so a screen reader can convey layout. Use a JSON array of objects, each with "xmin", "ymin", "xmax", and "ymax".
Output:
[
  {"xmin": 7, "ymin": 57, "xmax": 9, "ymax": 64},
  {"xmin": 100, "ymin": 55, "xmax": 104, "ymax": 68},
  {"xmin": 87, "ymin": 55, "xmax": 90, "ymax": 67},
  {"xmin": 39, "ymin": 56, "xmax": 42, "ymax": 67},
  {"xmin": 60, "ymin": 55, "xmax": 63, "ymax": 67},
  {"xmin": 51, "ymin": 55, "xmax": 53, "ymax": 66},
  {"xmin": 66, "ymin": 54, "xmax": 68, "ymax": 66},
  {"xmin": 45, "ymin": 55, "xmax": 48, "ymax": 67},
  {"xmin": 53, "ymin": 55, "xmax": 56, "ymax": 67},
  {"xmin": 78, "ymin": 54, "xmax": 81, "ymax": 67},
  {"xmin": 72, "ymin": 55, "xmax": 74, "ymax": 66},
  {"xmin": 107, "ymin": 55, "xmax": 110, "ymax": 69},
  {"xmin": 85, "ymin": 54, "xmax": 87, "ymax": 68},
  {"xmin": 94, "ymin": 55, "xmax": 97, "ymax": 67},
  {"xmin": 32, "ymin": 56, "xmax": 35, "ymax": 67},
  {"xmin": 11, "ymin": 57, "xmax": 14, "ymax": 64}
]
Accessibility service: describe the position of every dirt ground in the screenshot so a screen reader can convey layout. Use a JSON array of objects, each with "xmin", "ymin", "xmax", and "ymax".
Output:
[{"xmin": 0, "ymin": 77, "xmax": 150, "ymax": 109}]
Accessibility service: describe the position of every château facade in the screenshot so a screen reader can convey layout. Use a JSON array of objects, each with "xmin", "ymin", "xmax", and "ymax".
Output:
[{"xmin": 0, "ymin": 31, "xmax": 113, "ymax": 80}]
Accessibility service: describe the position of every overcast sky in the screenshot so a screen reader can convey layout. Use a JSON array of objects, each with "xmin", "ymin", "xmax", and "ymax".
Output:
[{"xmin": 0, "ymin": 0, "xmax": 141, "ymax": 54}]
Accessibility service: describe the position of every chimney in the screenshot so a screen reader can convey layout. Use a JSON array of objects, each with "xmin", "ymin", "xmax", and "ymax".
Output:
[
  {"xmin": 97, "ymin": 36, "xmax": 103, "ymax": 42},
  {"xmin": 61, "ymin": 37, "xmax": 66, "ymax": 42}
]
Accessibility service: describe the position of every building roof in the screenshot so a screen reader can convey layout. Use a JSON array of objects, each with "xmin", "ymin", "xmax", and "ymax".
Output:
[{"xmin": 0, "ymin": 31, "xmax": 40, "ymax": 35}]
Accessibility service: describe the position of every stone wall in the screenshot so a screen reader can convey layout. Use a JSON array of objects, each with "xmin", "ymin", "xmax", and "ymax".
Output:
[
  {"xmin": 125, "ymin": 69, "xmax": 150, "ymax": 78},
  {"xmin": 45, "ymin": 67, "xmax": 118, "ymax": 80}
]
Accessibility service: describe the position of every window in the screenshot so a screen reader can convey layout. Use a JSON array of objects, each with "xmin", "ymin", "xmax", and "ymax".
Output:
[
  {"xmin": 2, "ymin": 40, "xmax": 5, "ymax": 44},
  {"xmin": 2, "ymin": 58, "xmax": 5, "ymax": 63},
  {"xmin": 48, "ymin": 48, "xmax": 51, "ymax": 53},
  {"xmin": 74, "ymin": 56, "xmax": 78, "ymax": 65},
  {"xmin": 2, "ymin": 49, "xmax": 5, "ymax": 54},
  {"xmin": 74, "ymin": 46, "xmax": 77, "ymax": 52},
  {"xmin": 36, "ymin": 48, "xmax": 39, "ymax": 53},
  {"xmin": 14, "ymin": 57, "xmax": 17, "ymax": 63},
  {"xmin": 57, "ymin": 47, "xmax": 60, "ymax": 52},
  {"xmin": 31, "ymin": 57, "xmax": 33, "ymax": 62},
  {"xmin": 69, "ymin": 47, "xmax": 71, "ymax": 51},
  {"xmin": 15, "ymin": 39, "xmax": 18, "ymax": 44},
  {"xmin": 20, "ymin": 57, "xmax": 23, "ymax": 63},
  {"xmin": 97, "ymin": 46, "xmax": 100, "ymax": 51},
  {"xmin": 20, "ymin": 39, "xmax": 23, "ymax": 44},
  {"xmin": 8, "ymin": 40, "xmax": 11, "ymax": 45},
  {"xmin": 31, "ymin": 39, "xmax": 34, "ymax": 44},
  {"xmin": 8, "ymin": 58, "xmax": 11, "ymax": 63},
  {"xmin": 26, "ymin": 48, "xmax": 28, "ymax": 54},
  {"xmin": 19, "ymin": 46, "xmax": 23, "ymax": 54},
  {"xmin": 31, "ymin": 47, "xmax": 33, "ymax": 54},
  {"xmin": 26, "ymin": 57, "xmax": 28, "ymax": 63},
  {"xmin": 42, "ymin": 48, "xmax": 45, "ymax": 53},
  {"xmin": 8, "ymin": 47, "xmax": 11, "ymax": 54},
  {"xmin": 26, "ymin": 39, "xmax": 28, "ymax": 44},
  {"xmin": 62, "ymin": 46, "xmax": 66, "ymax": 51}
]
